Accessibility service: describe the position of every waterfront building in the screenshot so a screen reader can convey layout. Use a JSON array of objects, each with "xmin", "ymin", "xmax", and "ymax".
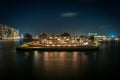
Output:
[
  {"xmin": 30, "ymin": 32, "xmax": 96, "ymax": 47},
  {"xmin": 0, "ymin": 24, "xmax": 19, "ymax": 40},
  {"xmin": 88, "ymin": 32, "xmax": 97, "ymax": 36}
]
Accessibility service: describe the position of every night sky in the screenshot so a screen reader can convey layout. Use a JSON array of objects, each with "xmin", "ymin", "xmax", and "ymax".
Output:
[{"xmin": 0, "ymin": 0, "xmax": 120, "ymax": 36}]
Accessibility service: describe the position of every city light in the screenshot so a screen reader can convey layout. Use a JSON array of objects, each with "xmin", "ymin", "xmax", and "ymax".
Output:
[
  {"xmin": 109, "ymin": 32, "xmax": 117, "ymax": 38},
  {"xmin": 0, "ymin": 24, "xmax": 19, "ymax": 40},
  {"xmin": 83, "ymin": 42, "xmax": 88, "ymax": 45}
]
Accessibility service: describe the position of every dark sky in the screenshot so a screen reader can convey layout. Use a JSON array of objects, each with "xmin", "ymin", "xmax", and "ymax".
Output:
[{"xmin": 0, "ymin": 0, "xmax": 120, "ymax": 36}]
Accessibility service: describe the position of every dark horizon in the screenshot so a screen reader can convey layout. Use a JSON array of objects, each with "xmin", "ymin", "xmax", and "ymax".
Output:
[{"xmin": 0, "ymin": 0, "xmax": 120, "ymax": 36}]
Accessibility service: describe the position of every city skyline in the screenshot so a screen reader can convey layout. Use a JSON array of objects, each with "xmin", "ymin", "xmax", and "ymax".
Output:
[{"xmin": 0, "ymin": 0, "xmax": 120, "ymax": 35}]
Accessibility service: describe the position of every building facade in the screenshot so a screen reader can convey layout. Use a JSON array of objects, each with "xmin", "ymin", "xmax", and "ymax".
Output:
[{"xmin": 0, "ymin": 24, "xmax": 19, "ymax": 40}]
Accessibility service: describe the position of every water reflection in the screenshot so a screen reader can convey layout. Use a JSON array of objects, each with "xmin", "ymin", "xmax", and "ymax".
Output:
[
  {"xmin": 2, "ymin": 41, "xmax": 120, "ymax": 79},
  {"xmin": 15, "ymin": 50, "xmax": 98, "ymax": 79},
  {"xmin": 0, "ymin": 40, "xmax": 99, "ymax": 79}
]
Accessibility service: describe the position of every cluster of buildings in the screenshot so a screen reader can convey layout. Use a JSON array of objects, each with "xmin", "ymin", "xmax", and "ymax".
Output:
[
  {"xmin": 88, "ymin": 32, "xmax": 120, "ymax": 41},
  {"xmin": 0, "ymin": 24, "xmax": 19, "ymax": 40},
  {"xmin": 0, "ymin": 23, "xmax": 119, "ymax": 42},
  {"xmin": 30, "ymin": 32, "xmax": 120, "ymax": 47},
  {"xmin": 29, "ymin": 33, "xmax": 96, "ymax": 47}
]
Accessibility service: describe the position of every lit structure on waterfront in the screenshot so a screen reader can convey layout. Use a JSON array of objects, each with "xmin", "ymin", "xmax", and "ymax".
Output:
[
  {"xmin": 0, "ymin": 24, "xmax": 19, "ymax": 40},
  {"xmin": 29, "ymin": 32, "xmax": 96, "ymax": 47},
  {"xmin": 17, "ymin": 32, "xmax": 101, "ymax": 50},
  {"xmin": 88, "ymin": 32, "xmax": 97, "ymax": 36}
]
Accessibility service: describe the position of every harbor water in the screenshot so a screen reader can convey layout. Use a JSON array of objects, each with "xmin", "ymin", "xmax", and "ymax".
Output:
[{"xmin": 0, "ymin": 40, "xmax": 120, "ymax": 80}]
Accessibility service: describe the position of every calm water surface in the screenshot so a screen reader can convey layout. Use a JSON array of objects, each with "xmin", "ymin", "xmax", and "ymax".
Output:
[{"xmin": 0, "ymin": 40, "xmax": 120, "ymax": 80}]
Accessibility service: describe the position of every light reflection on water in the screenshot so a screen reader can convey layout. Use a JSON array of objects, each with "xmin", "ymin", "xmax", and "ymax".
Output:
[
  {"xmin": 0, "ymin": 40, "xmax": 120, "ymax": 80},
  {"xmin": 15, "ymin": 50, "xmax": 97, "ymax": 80}
]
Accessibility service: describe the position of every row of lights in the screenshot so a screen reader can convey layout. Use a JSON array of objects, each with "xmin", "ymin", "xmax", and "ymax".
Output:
[{"xmin": 46, "ymin": 44, "xmax": 77, "ymax": 47}]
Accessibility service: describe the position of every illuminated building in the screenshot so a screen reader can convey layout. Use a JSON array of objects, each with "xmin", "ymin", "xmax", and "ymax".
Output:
[
  {"xmin": 88, "ymin": 32, "xmax": 97, "ymax": 36},
  {"xmin": 0, "ymin": 24, "xmax": 19, "ymax": 40},
  {"xmin": 29, "ymin": 32, "xmax": 97, "ymax": 47}
]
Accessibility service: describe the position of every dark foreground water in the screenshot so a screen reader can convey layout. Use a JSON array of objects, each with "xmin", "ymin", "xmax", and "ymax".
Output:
[{"xmin": 0, "ymin": 40, "xmax": 120, "ymax": 80}]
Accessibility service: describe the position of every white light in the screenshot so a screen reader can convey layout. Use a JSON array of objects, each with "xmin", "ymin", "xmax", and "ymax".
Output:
[
  {"xmin": 49, "ymin": 42, "xmax": 52, "ymax": 44},
  {"xmin": 57, "ymin": 45, "xmax": 60, "ymax": 46},
  {"xmin": 49, "ymin": 37, "xmax": 52, "ymax": 39},
  {"xmin": 52, "ymin": 45, "xmax": 55, "ymax": 46},
  {"xmin": 83, "ymin": 42, "xmax": 88, "ymax": 45},
  {"xmin": 111, "ymin": 36, "xmax": 114, "ymax": 38},
  {"xmin": 57, "ymin": 39, "xmax": 61, "ymax": 41},
  {"xmin": 97, "ymin": 39, "xmax": 102, "ymax": 42},
  {"xmin": 68, "ymin": 45, "xmax": 71, "ymax": 46},
  {"xmin": 35, "ymin": 51, "xmax": 38, "ymax": 54},
  {"xmin": 73, "ymin": 45, "xmax": 77, "ymax": 46},
  {"xmin": 66, "ymin": 39, "xmax": 69, "ymax": 41}
]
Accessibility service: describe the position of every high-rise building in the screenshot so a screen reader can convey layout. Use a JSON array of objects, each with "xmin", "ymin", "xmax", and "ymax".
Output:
[{"xmin": 0, "ymin": 24, "xmax": 19, "ymax": 40}]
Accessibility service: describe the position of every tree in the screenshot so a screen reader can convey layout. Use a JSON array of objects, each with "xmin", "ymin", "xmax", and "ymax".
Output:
[
  {"xmin": 38, "ymin": 33, "xmax": 47, "ymax": 39},
  {"xmin": 7, "ymin": 29, "xmax": 12, "ymax": 37},
  {"xmin": 89, "ymin": 36, "xmax": 95, "ymax": 43},
  {"xmin": 23, "ymin": 33, "xmax": 33, "ymax": 42},
  {"xmin": 60, "ymin": 32, "xmax": 71, "ymax": 39}
]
